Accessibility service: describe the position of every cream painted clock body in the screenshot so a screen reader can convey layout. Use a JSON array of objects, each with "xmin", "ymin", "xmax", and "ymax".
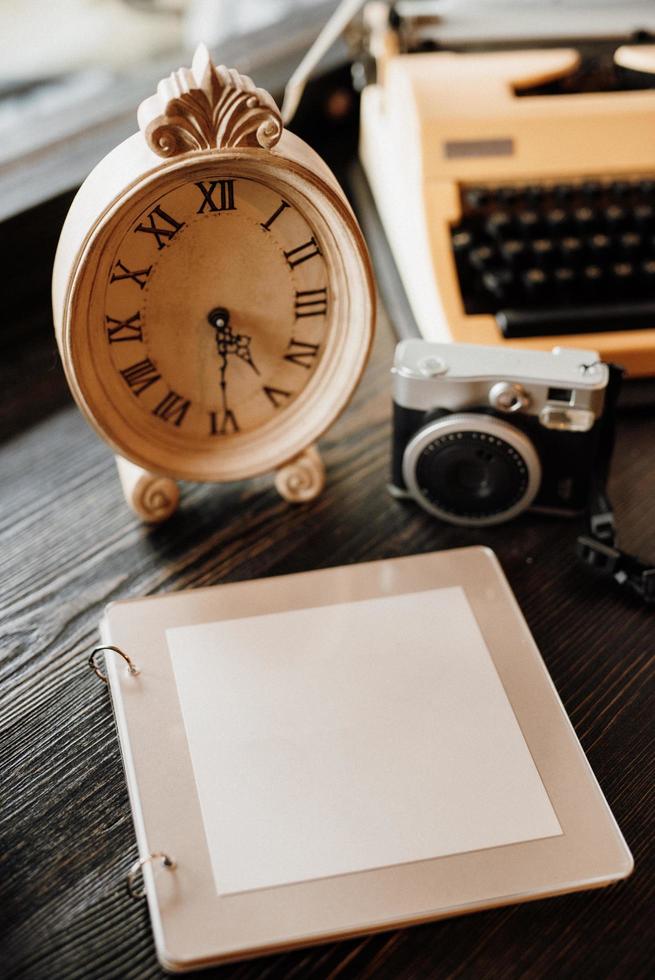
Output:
[{"xmin": 53, "ymin": 48, "xmax": 374, "ymax": 521}]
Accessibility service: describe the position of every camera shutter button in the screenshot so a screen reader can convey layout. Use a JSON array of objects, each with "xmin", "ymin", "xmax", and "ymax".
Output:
[
  {"xmin": 489, "ymin": 382, "xmax": 530, "ymax": 412},
  {"xmin": 418, "ymin": 356, "xmax": 448, "ymax": 377}
]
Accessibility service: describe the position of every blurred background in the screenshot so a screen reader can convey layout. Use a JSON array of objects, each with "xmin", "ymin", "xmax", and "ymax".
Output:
[{"xmin": 0, "ymin": 0, "xmax": 350, "ymax": 220}]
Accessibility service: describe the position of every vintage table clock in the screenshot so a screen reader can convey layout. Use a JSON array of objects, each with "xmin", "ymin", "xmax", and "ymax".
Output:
[{"xmin": 53, "ymin": 46, "xmax": 374, "ymax": 521}]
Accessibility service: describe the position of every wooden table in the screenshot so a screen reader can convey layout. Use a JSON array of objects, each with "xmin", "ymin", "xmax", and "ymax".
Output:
[{"xmin": 2, "ymin": 121, "xmax": 654, "ymax": 975}]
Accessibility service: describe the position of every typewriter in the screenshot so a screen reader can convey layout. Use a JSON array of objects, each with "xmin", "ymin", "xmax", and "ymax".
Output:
[{"xmin": 358, "ymin": 1, "xmax": 655, "ymax": 375}]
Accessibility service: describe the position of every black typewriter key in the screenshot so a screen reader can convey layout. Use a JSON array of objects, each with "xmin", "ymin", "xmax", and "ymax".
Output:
[
  {"xmin": 613, "ymin": 261, "xmax": 634, "ymax": 279},
  {"xmin": 554, "ymin": 183, "xmax": 574, "ymax": 201},
  {"xmin": 524, "ymin": 184, "xmax": 544, "ymax": 204},
  {"xmin": 531, "ymin": 238, "xmax": 555, "ymax": 261},
  {"xmin": 583, "ymin": 265, "xmax": 603, "ymax": 283},
  {"xmin": 612, "ymin": 262, "xmax": 635, "ymax": 293},
  {"xmin": 560, "ymin": 236, "xmax": 583, "ymax": 260},
  {"xmin": 554, "ymin": 267, "xmax": 575, "ymax": 291},
  {"xmin": 546, "ymin": 208, "xmax": 568, "ymax": 233},
  {"xmin": 634, "ymin": 204, "xmax": 654, "ymax": 226},
  {"xmin": 619, "ymin": 231, "xmax": 642, "ymax": 254},
  {"xmin": 574, "ymin": 206, "xmax": 595, "ymax": 230},
  {"xmin": 469, "ymin": 245, "xmax": 494, "ymax": 270},
  {"xmin": 518, "ymin": 210, "xmax": 539, "ymax": 233},
  {"xmin": 554, "ymin": 266, "xmax": 574, "ymax": 282},
  {"xmin": 638, "ymin": 179, "xmax": 655, "ymax": 198},
  {"xmin": 486, "ymin": 212, "xmax": 512, "ymax": 239},
  {"xmin": 464, "ymin": 188, "xmax": 489, "ymax": 209},
  {"xmin": 582, "ymin": 180, "xmax": 602, "ymax": 198},
  {"xmin": 640, "ymin": 258, "xmax": 655, "ymax": 282},
  {"xmin": 497, "ymin": 186, "xmax": 519, "ymax": 204},
  {"xmin": 605, "ymin": 205, "xmax": 626, "ymax": 228},
  {"xmin": 581, "ymin": 265, "xmax": 603, "ymax": 299},
  {"xmin": 500, "ymin": 239, "xmax": 527, "ymax": 264},
  {"xmin": 610, "ymin": 180, "xmax": 631, "ymax": 198},
  {"xmin": 482, "ymin": 269, "xmax": 512, "ymax": 300},
  {"xmin": 452, "ymin": 230, "xmax": 473, "ymax": 253},
  {"xmin": 590, "ymin": 232, "xmax": 611, "ymax": 255},
  {"xmin": 522, "ymin": 268, "xmax": 547, "ymax": 295}
]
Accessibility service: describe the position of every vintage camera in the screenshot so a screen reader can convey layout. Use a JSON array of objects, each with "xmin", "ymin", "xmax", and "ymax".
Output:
[{"xmin": 391, "ymin": 341, "xmax": 613, "ymax": 526}]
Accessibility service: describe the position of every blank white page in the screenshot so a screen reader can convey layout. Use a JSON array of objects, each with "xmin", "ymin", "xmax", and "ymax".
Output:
[{"xmin": 167, "ymin": 587, "xmax": 562, "ymax": 896}]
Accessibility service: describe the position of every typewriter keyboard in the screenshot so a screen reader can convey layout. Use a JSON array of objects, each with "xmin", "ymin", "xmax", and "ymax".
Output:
[{"xmin": 450, "ymin": 178, "xmax": 655, "ymax": 337}]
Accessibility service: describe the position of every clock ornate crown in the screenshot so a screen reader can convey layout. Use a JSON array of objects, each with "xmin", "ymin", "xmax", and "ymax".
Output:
[
  {"xmin": 52, "ymin": 46, "xmax": 374, "ymax": 523},
  {"xmin": 139, "ymin": 45, "xmax": 283, "ymax": 158}
]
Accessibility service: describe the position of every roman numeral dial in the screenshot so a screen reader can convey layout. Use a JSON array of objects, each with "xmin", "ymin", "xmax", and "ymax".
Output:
[
  {"xmin": 152, "ymin": 390, "xmax": 191, "ymax": 427},
  {"xmin": 135, "ymin": 205, "xmax": 184, "ymax": 250},
  {"xmin": 263, "ymin": 385, "xmax": 292, "ymax": 408},
  {"xmin": 295, "ymin": 288, "xmax": 327, "ymax": 318},
  {"xmin": 121, "ymin": 358, "xmax": 161, "ymax": 395},
  {"xmin": 284, "ymin": 338, "xmax": 320, "ymax": 369},
  {"xmin": 106, "ymin": 312, "xmax": 143, "ymax": 344},
  {"xmin": 284, "ymin": 238, "xmax": 321, "ymax": 269},
  {"xmin": 260, "ymin": 200, "xmax": 290, "ymax": 232},
  {"xmin": 104, "ymin": 175, "xmax": 331, "ymax": 442},
  {"xmin": 110, "ymin": 260, "xmax": 152, "ymax": 290},
  {"xmin": 195, "ymin": 180, "xmax": 236, "ymax": 213},
  {"xmin": 209, "ymin": 409, "xmax": 239, "ymax": 435}
]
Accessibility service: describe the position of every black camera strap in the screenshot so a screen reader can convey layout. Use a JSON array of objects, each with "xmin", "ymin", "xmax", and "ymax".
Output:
[{"xmin": 576, "ymin": 363, "xmax": 655, "ymax": 605}]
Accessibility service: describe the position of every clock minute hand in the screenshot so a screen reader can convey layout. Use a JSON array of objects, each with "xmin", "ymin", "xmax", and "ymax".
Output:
[{"xmin": 208, "ymin": 308, "xmax": 232, "ymax": 425}]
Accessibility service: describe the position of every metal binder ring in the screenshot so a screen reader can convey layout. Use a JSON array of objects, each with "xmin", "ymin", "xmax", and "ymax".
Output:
[
  {"xmin": 126, "ymin": 852, "xmax": 176, "ymax": 900},
  {"xmin": 89, "ymin": 645, "xmax": 140, "ymax": 684}
]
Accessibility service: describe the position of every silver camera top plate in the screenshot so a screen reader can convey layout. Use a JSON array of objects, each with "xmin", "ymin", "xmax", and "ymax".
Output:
[{"xmin": 392, "ymin": 340, "xmax": 609, "ymax": 425}]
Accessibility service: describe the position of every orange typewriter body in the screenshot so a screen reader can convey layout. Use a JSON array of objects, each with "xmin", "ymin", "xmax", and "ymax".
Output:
[{"xmin": 360, "ymin": 10, "xmax": 655, "ymax": 377}]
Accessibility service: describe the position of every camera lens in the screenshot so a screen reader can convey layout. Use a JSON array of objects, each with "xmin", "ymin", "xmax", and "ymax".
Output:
[
  {"xmin": 402, "ymin": 414, "xmax": 541, "ymax": 526},
  {"xmin": 417, "ymin": 435, "xmax": 526, "ymax": 513}
]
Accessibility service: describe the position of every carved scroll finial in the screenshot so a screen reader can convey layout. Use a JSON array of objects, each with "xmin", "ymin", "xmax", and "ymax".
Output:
[
  {"xmin": 138, "ymin": 44, "xmax": 283, "ymax": 159},
  {"xmin": 275, "ymin": 446, "xmax": 325, "ymax": 503},
  {"xmin": 115, "ymin": 456, "xmax": 180, "ymax": 523}
]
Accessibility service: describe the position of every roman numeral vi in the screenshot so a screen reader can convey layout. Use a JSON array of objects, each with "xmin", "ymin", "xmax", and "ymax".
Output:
[{"xmin": 209, "ymin": 409, "xmax": 239, "ymax": 435}]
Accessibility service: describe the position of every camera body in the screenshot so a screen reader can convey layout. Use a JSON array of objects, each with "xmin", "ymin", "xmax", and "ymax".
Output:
[{"xmin": 391, "ymin": 341, "xmax": 611, "ymax": 526}]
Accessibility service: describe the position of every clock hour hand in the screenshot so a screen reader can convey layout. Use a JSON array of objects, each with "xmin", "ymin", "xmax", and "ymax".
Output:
[{"xmin": 207, "ymin": 307, "xmax": 260, "ymax": 377}]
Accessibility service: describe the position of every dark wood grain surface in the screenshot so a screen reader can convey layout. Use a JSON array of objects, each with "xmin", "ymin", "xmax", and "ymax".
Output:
[
  {"xmin": 1, "ymin": 80, "xmax": 654, "ymax": 973},
  {"xmin": 1, "ymin": 297, "xmax": 654, "ymax": 979}
]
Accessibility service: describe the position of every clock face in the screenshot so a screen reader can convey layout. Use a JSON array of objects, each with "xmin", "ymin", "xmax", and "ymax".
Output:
[
  {"xmin": 104, "ymin": 175, "xmax": 329, "ymax": 441},
  {"xmin": 63, "ymin": 151, "xmax": 373, "ymax": 482}
]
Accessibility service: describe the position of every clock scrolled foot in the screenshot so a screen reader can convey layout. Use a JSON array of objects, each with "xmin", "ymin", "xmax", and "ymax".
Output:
[
  {"xmin": 115, "ymin": 455, "xmax": 180, "ymax": 523},
  {"xmin": 275, "ymin": 445, "xmax": 325, "ymax": 504}
]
